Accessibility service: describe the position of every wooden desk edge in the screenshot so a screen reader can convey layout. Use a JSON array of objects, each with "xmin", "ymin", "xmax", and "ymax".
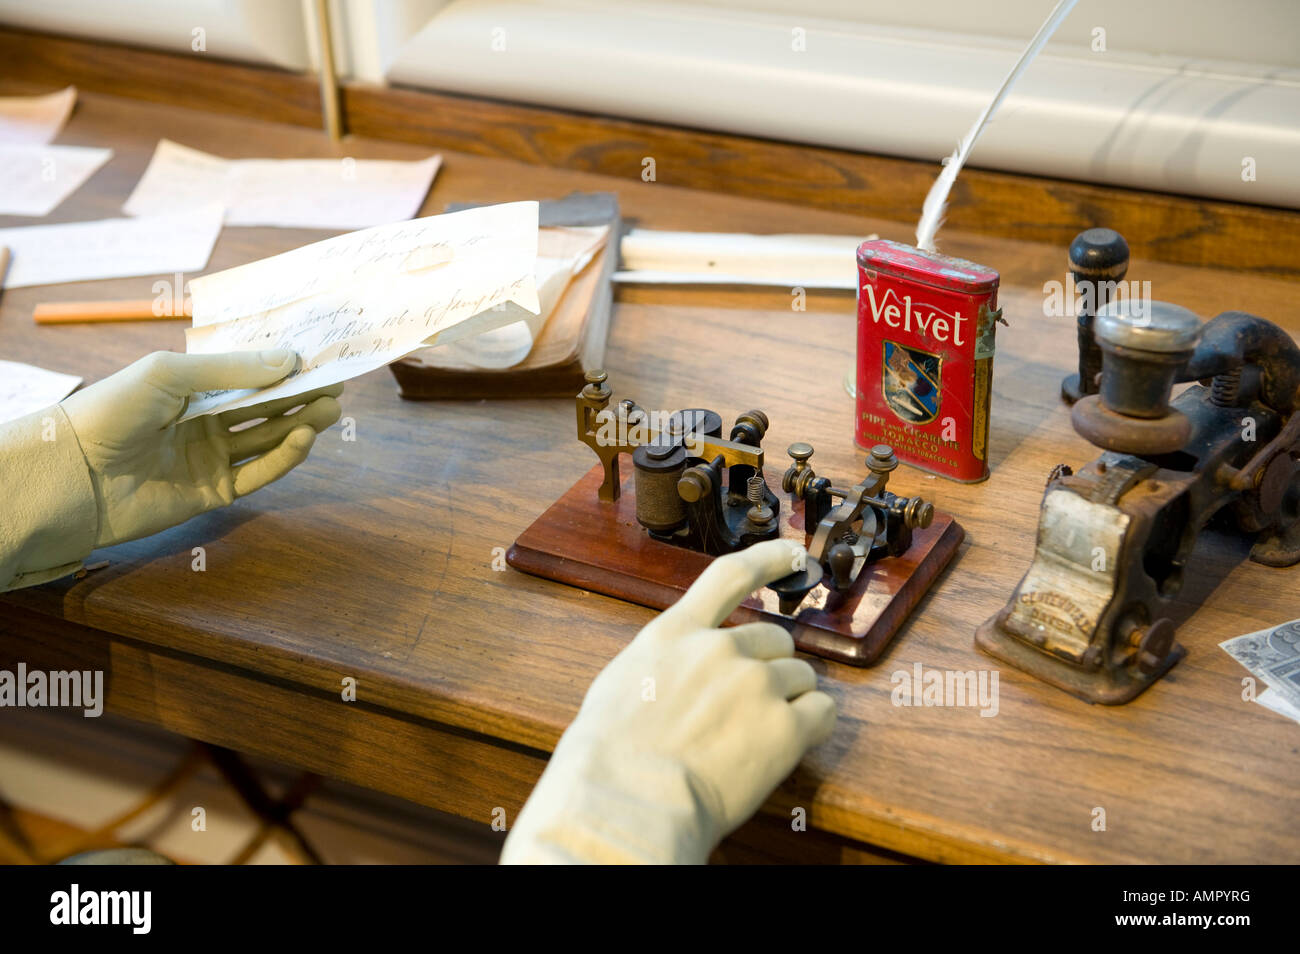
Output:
[{"xmin": 2, "ymin": 601, "xmax": 1086, "ymax": 864}]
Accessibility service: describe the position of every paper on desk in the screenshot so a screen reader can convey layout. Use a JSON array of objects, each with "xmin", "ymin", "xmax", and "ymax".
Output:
[
  {"xmin": 0, "ymin": 86, "xmax": 76, "ymax": 145},
  {"xmin": 612, "ymin": 229, "xmax": 873, "ymax": 290},
  {"xmin": 1256, "ymin": 688, "xmax": 1300, "ymax": 727},
  {"xmin": 1221, "ymin": 619, "xmax": 1300, "ymax": 712},
  {"xmin": 0, "ymin": 144, "xmax": 113, "ymax": 216},
  {"xmin": 180, "ymin": 201, "xmax": 540, "ymax": 419},
  {"xmin": 438, "ymin": 224, "xmax": 609, "ymax": 369},
  {"xmin": 0, "ymin": 360, "xmax": 82, "ymax": 425},
  {"xmin": 0, "ymin": 204, "xmax": 222, "ymax": 288},
  {"xmin": 123, "ymin": 139, "xmax": 442, "ymax": 230}
]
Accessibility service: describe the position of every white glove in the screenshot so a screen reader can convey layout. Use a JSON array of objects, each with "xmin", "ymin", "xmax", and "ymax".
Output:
[
  {"xmin": 501, "ymin": 538, "xmax": 837, "ymax": 864},
  {"xmin": 0, "ymin": 349, "xmax": 340, "ymax": 590}
]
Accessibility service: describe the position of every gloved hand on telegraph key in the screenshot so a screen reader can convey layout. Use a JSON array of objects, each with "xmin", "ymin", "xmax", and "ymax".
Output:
[{"xmin": 502, "ymin": 538, "xmax": 838, "ymax": 864}]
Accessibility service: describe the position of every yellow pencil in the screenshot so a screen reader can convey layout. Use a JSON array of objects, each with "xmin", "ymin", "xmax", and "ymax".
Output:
[{"xmin": 33, "ymin": 298, "xmax": 192, "ymax": 325}]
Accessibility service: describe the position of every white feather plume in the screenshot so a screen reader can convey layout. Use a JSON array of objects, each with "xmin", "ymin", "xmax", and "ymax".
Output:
[{"xmin": 915, "ymin": 0, "xmax": 1079, "ymax": 253}]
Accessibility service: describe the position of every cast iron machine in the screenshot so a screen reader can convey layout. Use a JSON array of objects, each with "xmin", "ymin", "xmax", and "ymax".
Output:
[{"xmin": 977, "ymin": 291, "xmax": 1300, "ymax": 703}]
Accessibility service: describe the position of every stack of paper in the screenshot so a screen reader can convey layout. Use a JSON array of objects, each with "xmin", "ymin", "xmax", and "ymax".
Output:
[{"xmin": 390, "ymin": 192, "xmax": 622, "ymax": 399}]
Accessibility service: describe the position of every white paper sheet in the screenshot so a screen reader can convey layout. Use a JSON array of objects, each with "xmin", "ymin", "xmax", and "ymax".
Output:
[
  {"xmin": 611, "ymin": 269, "xmax": 859, "ymax": 290},
  {"xmin": 1256, "ymin": 688, "xmax": 1300, "ymax": 727},
  {"xmin": 181, "ymin": 201, "xmax": 540, "ymax": 419},
  {"xmin": 123, "ymin": 139, "xmax": 443, "ymax": 230},
  {"xmin": 0, "ymin": 360, "xmax": 82, "ymax": 425},
  {"xmin": 0, "ymin": 86, "xmax": 76, "ymax": 146},
  {"xmin": 0, "ymin": 204, "xmax": 223, "ymax": 288},
  {"xmin": 0, "ymin": 144, "xmax": 113, "ymax": 216},
  {"xmin": 439, "ymin": 224, "xmax": 608, "ymax": 369},
  {"xmin": 613, "ymin": 229, "xmax": 872, "ymax": 289}
]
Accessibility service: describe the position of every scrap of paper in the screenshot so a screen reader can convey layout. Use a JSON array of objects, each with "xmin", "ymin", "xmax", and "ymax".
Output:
[
  {"xmin": 181, "ymin": 201, "xmax": 540, "ymax": 419},
  {"xmin": 123, "ymin": 139, "xmax": 442, "ymax": 230},
  {"xmin": 0, "ymin": 86, "xmax": 76, "ymax": 145},
  {"xmin": 1256, "ymin": 688, "xmax": 1300, "ymax": 727},
  {"xmin": 0, "ymin": 360, "xmax": 82, "ymax": 425},
  {"xmin": 0, "ymin": 204, "xmax": 223, "ymax": 288},
  {"xmin": 0, "ymin": 144, "xmax": 113, "ymax": 216},
  {"xmin": 613, "ymin": 230, "xmax": 873, "ymax": 289},
  {"xmin": 439, "ymin": 224, "xmax": 609, "ymax": 369},
  {"xmin": 1221, "ymin": 619, "xmax": 1300, "ymax": 714}
]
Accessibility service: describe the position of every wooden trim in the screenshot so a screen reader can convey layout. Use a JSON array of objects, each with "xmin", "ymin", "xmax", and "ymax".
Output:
[
  {"xmin": 3, "ymin": 25, "xmax": 1296, "ymax": 280},
  {"xmin": 0, "ymin": 27, "xmax": 322, "ymax": 129}
]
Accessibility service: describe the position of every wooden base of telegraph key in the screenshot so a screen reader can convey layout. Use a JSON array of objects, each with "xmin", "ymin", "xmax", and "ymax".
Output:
[{"xmin": 508, "ymin": 464, "xmax": 964, "ymax": 666}]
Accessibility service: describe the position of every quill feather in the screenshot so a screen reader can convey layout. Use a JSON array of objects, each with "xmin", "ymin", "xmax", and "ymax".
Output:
[{"xmin": 915, "ymin": 0, "xmax": 1078, "ymax": 252}]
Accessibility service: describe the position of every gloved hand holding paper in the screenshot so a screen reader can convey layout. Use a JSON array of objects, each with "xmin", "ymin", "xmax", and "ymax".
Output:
[{"xmin": 182, "ymin": 201, "xmax": 540, "ymax": 419}]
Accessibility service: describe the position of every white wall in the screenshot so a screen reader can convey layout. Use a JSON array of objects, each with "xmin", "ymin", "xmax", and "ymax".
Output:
[
  {"xmin": 700, "ymin": 0, "xmax": 1300, "ymax": 69},
  {"xmin": 0, "ymin": 0, "xmax": 312, "ymax": 69},
  {"xmin": 382, "ymin": 0, "xmax": 1300, "ymax": 208}
]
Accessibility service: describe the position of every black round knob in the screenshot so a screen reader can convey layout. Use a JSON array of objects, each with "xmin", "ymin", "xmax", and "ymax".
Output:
[
  {"xmin": 1069, "ymin": 228, "xmax": 1129, "ymax": 281},
  {"xmin": 668, "ymin": 408, "xmax": 723, "ymax": 441},
  {"xmin": 636, "ymin": 441, "xmax": 685, "ymax": 468},
  {"xmin": 828, "ymin": 543, "xmax": 856, "ymax": 590}
]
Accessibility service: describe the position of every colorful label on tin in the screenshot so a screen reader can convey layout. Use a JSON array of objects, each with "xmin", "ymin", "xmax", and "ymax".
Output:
[
  {"xmin": 855, "ymin": 242, "xmax": 999, "ymax": 483},
  {"xmin": 882, "ymin": 340, "xmax": 942, "ymax": 424}
]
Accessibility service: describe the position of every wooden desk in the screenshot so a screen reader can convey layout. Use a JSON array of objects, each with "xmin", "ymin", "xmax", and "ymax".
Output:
[{"xmin": 2, "ymin": 86, "xmax": 1297, "ymax": 864}]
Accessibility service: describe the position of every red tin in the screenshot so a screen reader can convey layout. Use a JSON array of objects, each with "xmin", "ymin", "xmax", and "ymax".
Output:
[{"xmin": 855, "ymin": 240, "xmax": 1001, "ymax": 483}]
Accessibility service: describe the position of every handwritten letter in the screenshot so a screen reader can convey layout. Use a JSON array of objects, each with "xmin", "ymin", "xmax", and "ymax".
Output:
[{"xmin": 181, "ymin": 201, "xmax": 540, "ymax": 419}]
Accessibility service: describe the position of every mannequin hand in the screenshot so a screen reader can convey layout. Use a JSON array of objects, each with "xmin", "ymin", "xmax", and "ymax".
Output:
[
  {"xmin": 502, "ymin": 538, "xmax": 836, "ymax": 864},
  {"xmin": 60, "ymin": 350, "xmax": 342, "ymax": 548}
]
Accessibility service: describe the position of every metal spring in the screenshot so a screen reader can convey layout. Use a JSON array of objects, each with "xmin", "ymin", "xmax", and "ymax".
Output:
[
  {"xmin": 747, "ymin": 474, "xmax": 765, "ymax": 505},
  {"xmin": 1210, "ymin": 367, "xmax": 1242, "ymax": 407}
]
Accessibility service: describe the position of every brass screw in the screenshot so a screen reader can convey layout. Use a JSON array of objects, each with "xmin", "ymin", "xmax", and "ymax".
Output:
[
  {"xmin": 867, "ymin": 444, "xmax": 898, "ymax": 476},
  {"xmin": 582, "ymin": 369, "xmax": 610, "ymax": 401},
  {"xmin": 783, "ymin": 442, "xmax": 815, "ymax": 497},
  {"xmin": 901, "ymin": 496, "xmax": 934, "ymax": 529},
  {"xmin": 677, "ymin": 470, "xmax": 709, "ymax": 503}
]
